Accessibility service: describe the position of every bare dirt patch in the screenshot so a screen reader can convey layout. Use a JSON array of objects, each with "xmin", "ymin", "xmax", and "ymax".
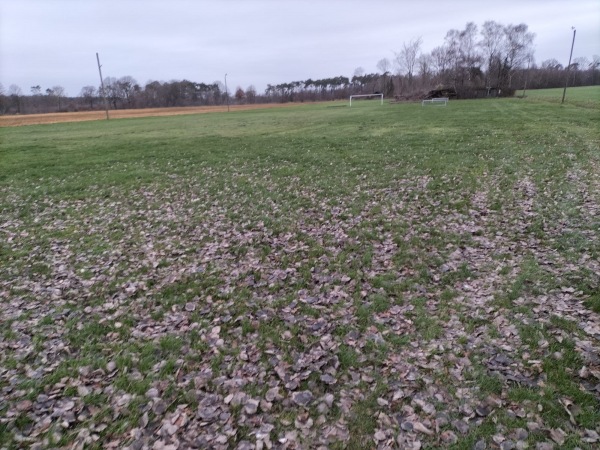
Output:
[{"xmin": 0, "ymin": 103, "xmax": 305, "ymax": 127}]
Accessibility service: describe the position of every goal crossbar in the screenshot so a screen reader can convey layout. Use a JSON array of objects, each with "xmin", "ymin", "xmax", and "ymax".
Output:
[
  {"xmin": 421, "ymin": 97, "xmax": 449, "ymax": 106},
  {"xmin": 349, "ymin": 94, "xmax": 384, "ymax": 107}
]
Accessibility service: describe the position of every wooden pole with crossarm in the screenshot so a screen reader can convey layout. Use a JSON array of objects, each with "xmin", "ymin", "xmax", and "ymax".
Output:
[
  {"xmin": 96, "ymin": 53, "xmax": 110, "ymax": 120},
  {"xmin": 561, "ymin": 28, "xmax": 576, "ymax": 104}
]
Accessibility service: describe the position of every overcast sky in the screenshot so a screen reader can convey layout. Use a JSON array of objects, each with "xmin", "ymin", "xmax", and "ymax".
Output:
[{"xmin": 1, "ymin": 0, "xmax": 599, "ymax": 96}]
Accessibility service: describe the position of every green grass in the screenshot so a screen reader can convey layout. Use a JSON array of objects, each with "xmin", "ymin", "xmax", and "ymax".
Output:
[
  {"xmin": 0, "ymin": 96, "xmax": 593, "ymax": 193},
  {"xmin": 516, "ymin": 85, "xmax": 600, "ymax": 105},
  {"xmin": 1, "ymin": 95, "xmax": 599, "ymax": 448}
]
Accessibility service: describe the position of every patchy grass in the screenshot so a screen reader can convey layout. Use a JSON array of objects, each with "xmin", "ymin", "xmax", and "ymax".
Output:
[{"xmin": 1, "ymin": 96, "xmax": 599, "ymax": 448}]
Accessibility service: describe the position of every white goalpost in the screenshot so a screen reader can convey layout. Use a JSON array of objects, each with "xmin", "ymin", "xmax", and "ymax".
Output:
[{"xmin": 349, "ymin": 93, "xmax": 384, "ymax": 107}]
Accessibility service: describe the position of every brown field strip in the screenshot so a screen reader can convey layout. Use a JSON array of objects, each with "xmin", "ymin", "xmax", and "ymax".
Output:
[{"xmin": 0, "ymin": 103, "xmax": 309, "ymax": 127}]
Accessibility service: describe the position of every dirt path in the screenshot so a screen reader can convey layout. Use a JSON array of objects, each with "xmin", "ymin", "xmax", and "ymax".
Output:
[{"xmin": 0, "ymin": 103, "xmax": 306, "ymax": 127}]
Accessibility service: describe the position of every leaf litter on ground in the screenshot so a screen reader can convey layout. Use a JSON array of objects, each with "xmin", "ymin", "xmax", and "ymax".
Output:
[{"xmin": 1, "ymin": 100, "xmax": 599, "ymax": 449}]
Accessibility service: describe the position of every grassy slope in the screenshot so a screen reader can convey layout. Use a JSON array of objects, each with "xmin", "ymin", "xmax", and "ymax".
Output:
[
  {"xmin": 1, "ymin": 97, "xmax": 599, "ymax": 449},
  {"xmin": 517, "ymin": 85, "xmax": 600, "ymax": 105}
]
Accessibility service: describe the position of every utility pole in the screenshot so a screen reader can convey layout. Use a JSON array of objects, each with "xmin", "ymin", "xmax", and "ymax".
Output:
[
  {"xmin": 224, "ymin": 73, "xmax": 230, "ymax": 112},
  {"xmin": 96, "ymin": 52, "xmax": 110, "ymax": 120},
  {"xmin": 522, "ymin": 55, "xmax": 531, "ymax": 99},
  {"xmin": 561, "ymin": 27, "xmax": 576, "ymax": 104}
]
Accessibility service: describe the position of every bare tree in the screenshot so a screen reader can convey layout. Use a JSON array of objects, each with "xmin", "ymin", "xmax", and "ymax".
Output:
[
  {"xmin": 430, "ymin": 45, "xmax": 451, "ymax": 75},
  {"xmin": 101, "ymin": 77, "xmax": 121, "ymax": 109},
  {"xmin": 532, "ymin": 59, "xmax": 563, "ymax": 88},
  {"xmin": 80, "ymin": 86, "xmax": 97, "ymax": 109},
  {"xmin": 143, "ymin": 80, "xmax": 164, "ymax": 107},
  {"xmin": 526, "ymin": 53, "xmax": 598, "ymax": 88},
  {"xmin": 572, "ymin": 56, "xmax": 589, "ymax": 70},
  {"xmin": 9, "ymin": 85, "xmax": 22, "ymax": 96},
  {"xmin": 353, "ymin": 67, "xmax": 365, "ymax": 78},
  {"xmin": 117, "ymin": 76, "xmax": 138, "ymax": 107},
  {"xmin": 245, "ymin": 85, "xmax": 257, "ymax": 104},
  {"xmin": 234, "ymin": 86, "xmax": 245, "ymax": 103},
  {"xmin": 395, "ymin": 37, "xmax": 422, "ymax": 86},
  {"xmin": 376, "ymin": 58, "xmax": 393, "ymax": 96},
  {"xmin": 0, "ymin": 83, "xmax": 6, "ymax": 113},
  {"xmin": 29, "ymin": 85, "xmax": 43, "ymax": 112},
  {"xmin": 376, "ymin": 58, "xmax": 391, "ymax": 74},
  {"xmin": 417, "ymin": 54, "xmax": 434, "ymax": 80},
  {"xmin": 591, "ymin": 55, "xmax": 600, "ymax": 84},
  {"xmin": 45, "ymin": 86, "xmax": 66, "ymax": 111},
  {"xmin": 443, "ymin": 29, "xmax": 461, "ymax": 83},
  {"xmin": 571, "ymin": 57, "xmax": 590, "ymax": 85},
  {"xmin": 502, "ymin": 24, "xmax": 535, "ymax": 87},
  {"xmin": 212, "ymin": 81, "xmax": 225, "ymax": 105},
  {"xmin": 458, "ymin": 22, "xmax": 481, "ymax": 80},
  {"xmin": 479, "ymin": 20, "xmax": 505, "ymax": 86},
  {"xmin": 9, "ymin": 84, "xmax": 23, "ymax": 113}
]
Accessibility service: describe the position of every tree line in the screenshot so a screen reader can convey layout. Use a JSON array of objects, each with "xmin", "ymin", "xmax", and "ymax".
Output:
[{"xmin": 1, "ymin": 20, "xmax": 599, "ymax": 115}]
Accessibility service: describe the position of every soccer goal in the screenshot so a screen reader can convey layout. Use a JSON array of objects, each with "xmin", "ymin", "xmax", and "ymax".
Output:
[
  {"xmin": 349, "ymin": 93, "xmax": 384, "ymax": 107},
  {"xmin": 421, "ymin": 97, "xmax": 449, "ymax": 106}
]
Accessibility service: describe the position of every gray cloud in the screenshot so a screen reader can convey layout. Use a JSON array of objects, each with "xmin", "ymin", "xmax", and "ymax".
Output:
[{"xmin": 1, "ymin": 0, "xmax": 598, "ymax": 96}]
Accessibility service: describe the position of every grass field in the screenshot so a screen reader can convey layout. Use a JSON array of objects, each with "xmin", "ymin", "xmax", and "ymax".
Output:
[
  {"xmin": 0, "ymin": 103, "xmax": 304, "ymax": 128},
  {"xmin": 517, "ymin": 85, "xmax": 600, "ymax": 106},
  {"xmin": 1, "ymin": 93, "xmax": 599, "ymax": 449}
]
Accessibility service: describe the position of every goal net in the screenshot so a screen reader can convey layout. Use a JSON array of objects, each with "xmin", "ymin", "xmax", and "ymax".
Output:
[{"xmin": 349, "ymin": 93, "xmax": 384, "ymax": 107}]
